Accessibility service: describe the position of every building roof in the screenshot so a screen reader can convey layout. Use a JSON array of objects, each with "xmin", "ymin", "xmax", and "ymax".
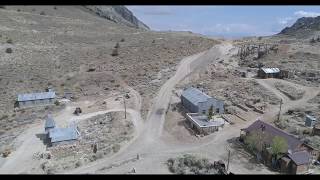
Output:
[
  {"xmin": 306, "ymin": 115, "xmax": 317, "ymax": 121},
  {"xmin": 181, "ymin": 87, "xmax": 212, "ymax": 105},
  {"xmin": 186, "ymin": 113, "xmax": 225, "ymax": 128},
  {"xmin": 288, "ymin": 151, "xmax": 311, "ymax": 166},
  {"xmin": 49, "ymin": 126, "xmax": 78, "ymax": 143},
  {"xmin": 242, "ymin": 120, "xmax": 303, "ymax": 151},
  {"xmin": 45, "ymin": 114, "xmax": 55, "ymax": 129},
  {"xmin": 18, "ymin": 91, "xmax": 56, "ymax": 102},
  {"xmin": 261, "ymin": 68, "xmax": 280, "ymax": 74}
]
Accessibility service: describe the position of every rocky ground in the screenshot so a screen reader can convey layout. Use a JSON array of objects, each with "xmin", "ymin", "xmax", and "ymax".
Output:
[{"xmin": 33, "ymin": 112, "xmax": 134, "ymax": 174}]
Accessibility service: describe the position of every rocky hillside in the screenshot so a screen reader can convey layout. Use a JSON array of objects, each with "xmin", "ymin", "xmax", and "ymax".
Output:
[
  {"xmin": 83, "ymin": 6, "xmax": 149, "ymax": 30},
  {"xmin": 2, "ymin": 5, "xmax": 149, "ymax": 30},
  {"xmin": 279, "ymin": 16, "xmax": 320, "ymax": 37}
]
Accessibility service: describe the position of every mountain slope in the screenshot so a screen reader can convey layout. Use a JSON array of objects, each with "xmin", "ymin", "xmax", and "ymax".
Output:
[
  {"xmin": 279, "ymin": 16, "xmax": 320, "ymax": 37},
  {"xmin": 3, "ymin": 5, "xmax": 149, "ymax": 30},
  {"xmin": 83, "ymin": 6, "xmax": 149, "ymax": 30}
]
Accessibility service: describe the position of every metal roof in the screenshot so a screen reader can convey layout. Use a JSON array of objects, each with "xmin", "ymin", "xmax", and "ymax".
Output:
[
  {"xmin": 242, "ymin": 120, "xmax": 303, "ymax": 151},
  {"xmin": 261, "ymin": 68, "xmax": 280, "ymax": 74},
  {"xmin": 187, "ymin": 113, "xmax": 225, "ymax": 128},
  {"xmin": 49, "ymin": 127, "xmax": 78, "ymax": 143},
  {"xmin": 181, "ymin": 87, "xmax": 211, "ymax": 105},
  {"xmin": 288, "ymin": 151, "xmax": 311, "ymax": 165},
  {"xmin": 18, "ymin": 91, "xmax": 56, "ymax": 102},
  {"xmin": 306, "ymin": 115, "xmax": 317, "ymax": 121},
  {"xmin": 45, "ymin": 114, "xmax": 55, "ymax": 129}
]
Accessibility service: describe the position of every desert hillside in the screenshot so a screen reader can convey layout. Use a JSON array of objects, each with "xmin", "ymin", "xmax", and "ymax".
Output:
[{"xmin": 0, "ymin": 6, "xmax": 217, "ymax": 142}]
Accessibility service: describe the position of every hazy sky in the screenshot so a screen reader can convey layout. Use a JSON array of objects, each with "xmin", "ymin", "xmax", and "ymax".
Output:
[{"xmin": 127, "ymin": 6, "xmax": 320, "ymax": 38}]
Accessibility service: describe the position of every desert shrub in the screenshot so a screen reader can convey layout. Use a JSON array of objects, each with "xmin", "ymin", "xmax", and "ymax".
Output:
[
  {"xmin": 54, "ymin": 6, "xmax": 57, "ymax": 10},
  {"xmin": 0, "ymin": 114, "xmax": 8, "ymax": 120},
  {"xmin": 120, "ymin": 38, "xmax": 125, "ymax": 42},
  {"xmin": 6, "ymin": 39, "xmax": 12, "ymax": 44},
  {"xmin": 112, "ymin": 144, "xmax": 120, "ymax": 153},
  {"xmin": 17, "ymin": 9, "xmax": 21, "ymax": 12},
  {"xmin": 152, "ymin": 40, "xmax": 155, "ymax": 43},
  {"xmin": 111, "ymin": 48, "xmax": 118, "ymax": 56},
  {"xmin": 114, "ymin": 42, "xmax": 120, "ymax": 49},
  {"xmin": 54, "ymin": 100, "xmax": 60, "ymax": 106},
  {"xmin": 110, "ymin": 79, "xmax": 115, "ymax": 83},
  {"xmin": 40, "ymin": 11, "xmax": 46, "ymax": 15},
  {"xmin": 2, "ymin": 149, "xmax": 11, "ymax": 158},
  {"xmin": 0, "ymin": 6, "xmax": 5, "ymax": 9},
  {"xmin": 5, "ymin": 48, "xmax": 12, "ymax": 53},
  {"xmin": 75, "ymin": 160, "xmax": 82, "ymax": 168},
  {"xmin": 303, "ymin": 129, "xmax": 311, "ymax": 135},
  {"xmin": 310, "ymin": 38, "xmax": 316, "ymax": 43},
  {"xmin": 167, "ymin": 154, "xmax": 217, "ymax": 174}
]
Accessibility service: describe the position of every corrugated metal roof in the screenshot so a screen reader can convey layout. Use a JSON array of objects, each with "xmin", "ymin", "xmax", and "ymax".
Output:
[
  {"xmin": 306, "ymin": 115, "xmax": 317, "ymax": 121},
  {"xmin": 45, "ymin": 114, "xmax": 55, "ymax": 129},
  {"xmin": 261, "ymin": 68, "xmax": 280, "ymax": 74},
  {"xmin": 49, "ymin": 127, "xmax": 78, "ymax": 143},
  {"xmin": 288, "ymin": 151, "xmax": 311, "ymax": 165},
  {"xmin": 18, "ymin": 91, "xmax": 56, "ymax": 102},
  {"xmin": 181, "ymin": 87, "xmax": 211, "ymax": 105}
]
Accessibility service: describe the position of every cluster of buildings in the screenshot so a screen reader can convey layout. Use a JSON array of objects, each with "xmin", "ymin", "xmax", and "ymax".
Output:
[{"xmin": 240, "ymin": 120, "xmax": 319, "ymax": 174}]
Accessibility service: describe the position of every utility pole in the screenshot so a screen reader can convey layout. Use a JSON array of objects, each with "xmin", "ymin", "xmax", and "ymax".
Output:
[
  {"xmin": 277, "ymin": 99, "xmax": 283, "ymax": 122},
  {"xmin": 123, "ymin": 95, "xmax": 126, "ymax": 119},
  {"xmin": 227, "ymin": 149, "xmax": 230, "ymax": 172}
]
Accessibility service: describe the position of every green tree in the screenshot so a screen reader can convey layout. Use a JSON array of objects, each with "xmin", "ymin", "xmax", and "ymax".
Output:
[
  {"xmin": 244, "ymin": 131, "xmax": 259, "ymax": 152},
  {"xmin": 271, "ymin": 136, "xmax": 288, "ymax": 159}
]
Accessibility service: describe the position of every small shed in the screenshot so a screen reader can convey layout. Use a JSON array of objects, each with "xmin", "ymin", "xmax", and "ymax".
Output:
[
  {"xmin": 305, "ymin": 115, "xmax": 317, "ymax": 127},
  {"xmin": 63, "ymin": 92, "xmax": 73, "ymax": 100},
  {"xmin": 287, "ymin": 151, "xmax": 311, "ymax": 174},
  {"xmin": 313, "ymin": 123, "xmax": 320, "ymax": 136},
  {"xmin": 45, "ymin": 114, "xmax": 56, "ymax": 133},
  {"xmin": 257, "ymin": 68, "xmax": 280, "ymax": 79}
]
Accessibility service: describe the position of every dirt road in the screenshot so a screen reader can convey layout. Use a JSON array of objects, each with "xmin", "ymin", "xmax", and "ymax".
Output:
[{"xmin": 67, "ymin": 42, "xmax": 246, "ymax": 174}]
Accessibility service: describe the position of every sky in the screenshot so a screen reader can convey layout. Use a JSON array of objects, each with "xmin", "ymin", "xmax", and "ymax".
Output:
[{"xmin": 127, "ymin": 6, "xmax": 320, "ymax": 39}]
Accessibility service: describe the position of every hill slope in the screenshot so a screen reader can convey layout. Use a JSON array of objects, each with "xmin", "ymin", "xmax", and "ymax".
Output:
[
  {"xmin": 0, "ymin": 6, "xmax": 217, "ymax": 141},
  {"xmin": 279, "ymin": 16, "xmax": 320, "ymax": 38}
]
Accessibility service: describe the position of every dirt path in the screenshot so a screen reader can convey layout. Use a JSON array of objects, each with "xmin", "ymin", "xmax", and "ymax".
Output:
[
  {"xmin": 256, "ymin": 78, "xmax": 320, "ymax": 122},
  {"xmin": 0, "ymin": 101, "xmax": 142, "ymax": 174}
]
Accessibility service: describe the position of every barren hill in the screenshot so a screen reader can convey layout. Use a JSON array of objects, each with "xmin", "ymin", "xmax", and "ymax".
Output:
[
  {"xmin": 0, "ymin": 6, "xmax": 217, "ymax": 139},
  {"xmin": 279, "ymin": 16, "xmax": 320, "ymax": 38}
]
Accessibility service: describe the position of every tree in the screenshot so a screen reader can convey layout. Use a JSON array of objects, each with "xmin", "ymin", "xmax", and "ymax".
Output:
[
  {"xmin": 208, "ymin": 105, "xmax": 214, "ymax": 120},
  {"xmin": 244, "ymin": 131, "xmax": 259, "ymax": 153},
  {"xmin": 271, "ymin": 136, "xmax": 288, "ymax": 160}
]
